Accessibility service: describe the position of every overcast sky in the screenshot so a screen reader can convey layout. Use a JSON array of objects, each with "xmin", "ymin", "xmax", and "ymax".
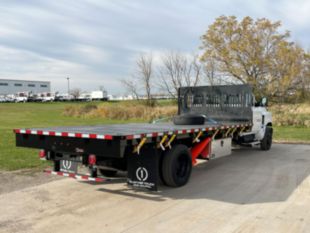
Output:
[{"xmin": 0, "ymin": 0, "xmax": 309, "ymax": 94}]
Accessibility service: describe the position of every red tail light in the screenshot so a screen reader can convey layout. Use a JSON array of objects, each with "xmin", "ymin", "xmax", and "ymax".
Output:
[
  {"xmin": 88, "ymin": 154, "xmax": 96, "ymax": 165},
  {"xmin": 39, "ymin": 150, "xmax": 46, "ymax": 159}
]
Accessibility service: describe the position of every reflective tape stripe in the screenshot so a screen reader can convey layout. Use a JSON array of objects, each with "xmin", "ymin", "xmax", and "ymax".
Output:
[
  {"xmin": 14, "ymin": 129, "xmax": 113, "ymax": 140},
  {"xmin": 96, "ymin": 135, "xmax": 105, "ymax": 139},
  {"xmin": 45, "ymin": 170, "xmax": 106, "ymax": 182},
  {"xmin": 14, "ymin": 123, "xmax": 252, "ymax": 141}
]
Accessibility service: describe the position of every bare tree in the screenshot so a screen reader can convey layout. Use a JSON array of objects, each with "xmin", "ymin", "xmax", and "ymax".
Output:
[
  {"xmin": 121, "ymin": 53, "xmax": 154, "ymax": 105},
  {"xmin": 135, "ymin": 53, "xmax": 153, "ymax": 103},
  {"xmin": 121, "ymin": 79, "xmax": 140, "ymax": 100},
  {"xmin": 70, "ymin": 88, "xmax": 81, "ymax": 99},
  {"xmin": 202, "ymin": 55, "xmax": 219, "ymax": 85},
  {"xmin": 158, "ymin": 51, "xmax": 201, "ymax": 98},
  {"xmin": 190, "ymin": 55, "xmax": 202, "ymax": 86},
  {"xmin": 202, "ymin": 56, "xmax": 236, "ymax": 85}
]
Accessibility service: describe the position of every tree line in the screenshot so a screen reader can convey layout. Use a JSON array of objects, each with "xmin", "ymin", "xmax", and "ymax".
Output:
[{"xmin": 122, "ymin": 16, "xmax": 310, "ymax": 104}]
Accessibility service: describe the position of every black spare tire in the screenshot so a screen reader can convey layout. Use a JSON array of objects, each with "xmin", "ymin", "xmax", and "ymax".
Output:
[{"xmin": 173, "ymin": 114, "xmax": 206, "ymax": 125}]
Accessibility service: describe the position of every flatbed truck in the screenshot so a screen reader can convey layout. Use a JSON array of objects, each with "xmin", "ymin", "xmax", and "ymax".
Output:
[{"xmin": 14, "ymin": 85, "xmax": 272, "ymax": 190}]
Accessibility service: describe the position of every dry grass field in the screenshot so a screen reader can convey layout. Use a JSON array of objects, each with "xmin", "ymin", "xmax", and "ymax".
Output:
[
  {"xmin": 63, "ymin": 101, "xmax": 177, "ymax": 121},
  {"xmin": 63, "ymin": 101, "xmax": 310, "ymax": 128},
  {"xmin": 270, "ymin": 103, "xmax": 310, "ymax": 127}
]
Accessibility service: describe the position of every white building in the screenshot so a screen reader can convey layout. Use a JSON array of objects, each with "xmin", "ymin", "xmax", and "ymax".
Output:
[{"xmin": 0, "ymin": 79, "xmax": 51, "ymax": 95}]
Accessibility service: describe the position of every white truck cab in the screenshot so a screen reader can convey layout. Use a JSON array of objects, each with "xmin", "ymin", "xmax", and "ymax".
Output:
[{"xmin": 239, "ymin": 97, "xmax": 273, "ymax": 150}]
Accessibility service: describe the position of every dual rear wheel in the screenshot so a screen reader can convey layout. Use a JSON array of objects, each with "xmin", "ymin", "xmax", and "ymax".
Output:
[
  {"xmin": 97, "ymin": 144, "xmax": 192, "ymax": 187},
  {"xmin": 160, "ymin": 144, "xmax": 192, "ymax": 187}
]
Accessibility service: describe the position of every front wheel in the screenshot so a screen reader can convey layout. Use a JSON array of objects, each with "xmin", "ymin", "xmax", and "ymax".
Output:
[
  {"xmin": 260, "ymin": 127, "xmax": 273, "ymax": 150},
  {"xmin": 162, "ymin": 144, "xmax": 192, "ymax": 187}
]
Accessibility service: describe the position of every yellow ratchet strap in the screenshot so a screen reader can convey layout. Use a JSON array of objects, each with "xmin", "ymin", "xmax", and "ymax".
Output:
[
  {"xmin": 225, "ymin": 128, "xmax": 232, "ymax": 137},
  {"xmin": 165, "ymin": 134, "xmax": 177, "ymax": 149},
  {"xmin": 239, "ymin": 126, "xmax": 246, "ymax": 134},
  {"xmin": 212, "ymin": 129, "xmax": 219, "ymax": 140},
  {"xmin": 230, "ymin": 127, "xmax": 238, "ymax": 137},
  {"xmin": 192, "ymin": 130, "xmax": 203, "ymax": 143},
  {"xmin": 133, "ymin": 137, "xmax": 147, "ymax": 154},
  {"xmin": 158, "ymin": 135, "xmax": 168, "ymax": 151}
]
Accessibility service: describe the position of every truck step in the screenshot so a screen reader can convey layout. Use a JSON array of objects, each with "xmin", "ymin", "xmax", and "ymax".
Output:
[{"xmin": 44, "ymin": 170, "xmax": 109, "ymax": 182}]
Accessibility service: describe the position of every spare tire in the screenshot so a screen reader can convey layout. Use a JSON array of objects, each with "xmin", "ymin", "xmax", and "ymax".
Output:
[{"xmin": 173, "ymin": 114, "xmax": 206, "ymax": 125}]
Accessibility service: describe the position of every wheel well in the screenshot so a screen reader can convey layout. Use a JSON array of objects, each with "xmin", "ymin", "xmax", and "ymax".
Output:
[{"xmin": 266, "ymin": 122, "xmax": 272, "ymax": 127}]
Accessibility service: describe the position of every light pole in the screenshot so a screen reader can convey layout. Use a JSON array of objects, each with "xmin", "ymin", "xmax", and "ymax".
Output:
[{"xmin": 67, "ymin": 77, "xmax": 70, "ymax": 95}]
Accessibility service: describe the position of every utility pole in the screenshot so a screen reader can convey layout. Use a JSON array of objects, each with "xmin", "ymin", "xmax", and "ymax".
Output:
[{"xmin": 67, "ymin": 77, "xmax": 70, "ymax": 95}]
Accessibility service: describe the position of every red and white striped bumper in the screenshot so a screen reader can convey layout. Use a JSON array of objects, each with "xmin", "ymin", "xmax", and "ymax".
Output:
[
  {"xmin": 45, "ymin": 170, "xmax": 107, "ymax": 182},
  {"xmin": 14, "ymin": 129, "xmax": 113, "ymax": 140}
]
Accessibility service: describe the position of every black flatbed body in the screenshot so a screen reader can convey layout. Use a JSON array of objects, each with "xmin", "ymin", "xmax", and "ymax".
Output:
[
  {"xmin": 14, "ymin": 121, "xmax": 251, "ymax": 158},
  {"xmin": 14, "ymin": 121, "xmax": 251, "ymax": 141}
]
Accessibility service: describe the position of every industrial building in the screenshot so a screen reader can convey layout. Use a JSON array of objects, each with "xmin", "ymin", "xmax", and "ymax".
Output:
[{"xmin": 0, "ymin": 79, "xmax": 51, "ymax": 95}]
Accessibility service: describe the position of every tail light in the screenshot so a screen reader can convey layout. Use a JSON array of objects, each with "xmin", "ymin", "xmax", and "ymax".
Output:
[
  {"xmin": 39, "ymin": 150, "xmax": 46, "ymax": 160},
  {"xmin": 88, "ymin": 154, "xmax": 96, "ymax": 165}
]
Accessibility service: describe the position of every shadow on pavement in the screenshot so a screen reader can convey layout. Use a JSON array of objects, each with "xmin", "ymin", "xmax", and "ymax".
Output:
[{"xmin": 95, "ymin": 144, "xmax": 310, "ymax": 204}]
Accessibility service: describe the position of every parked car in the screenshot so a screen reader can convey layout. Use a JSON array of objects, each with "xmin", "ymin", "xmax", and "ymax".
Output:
[
  {"xmin": 15, "ymin": 92, "xmax": 28, "ymax": 103},
  {"xmin": 5, "ymin": 95, "xmax": 16, "ymax": 103},
  {"xmin": 27, "ymin": 94, "xmax": 39, "ymax": 102},
  {"xmin": 77, "ymin": 93, "xmax": 92, "ymax": 102},
  {"xmin": 0, "ymin": 96, "xmax": 6, "ymax": 103},
  {"xmin": 40, "ymin": 92, "xmax": 55, "ymax": 102},
  {"xmin": 55, "ymin": 93, "xmax": 74, "ymax": 102}
]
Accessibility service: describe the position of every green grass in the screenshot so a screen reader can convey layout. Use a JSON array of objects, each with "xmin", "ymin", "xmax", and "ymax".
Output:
[
  {"xmin": 0, "ymin": 102, "xmax": 137, "ymax": 171},
  {"xmin": 273, "ymin": 126, "xmax": 310, "ymax": 143},
  {"xmin": 0, "ymin": 101, "xmax": 309, "ymax": 171}
]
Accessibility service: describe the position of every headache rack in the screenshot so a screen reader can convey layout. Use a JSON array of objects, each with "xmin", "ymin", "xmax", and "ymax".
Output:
[{"xmin": 178, "ymin": 84, "xmax": 253, "ymax": 122}]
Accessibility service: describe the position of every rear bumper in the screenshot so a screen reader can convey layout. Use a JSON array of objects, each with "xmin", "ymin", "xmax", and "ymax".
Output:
[{"xmin": 44, "ymin": 170, "xmax": 108, "ymax": 182}]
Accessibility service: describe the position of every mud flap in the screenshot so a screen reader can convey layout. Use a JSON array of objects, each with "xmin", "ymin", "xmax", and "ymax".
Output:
[{"xmin": 127, "ymin": 144, "xmax": 159, "ymax": 191}]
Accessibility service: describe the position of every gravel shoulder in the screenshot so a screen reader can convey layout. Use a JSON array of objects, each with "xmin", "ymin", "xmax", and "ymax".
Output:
[{"xmin": 0, "ymin": 144, "xmax": 310, "ymax": 233}]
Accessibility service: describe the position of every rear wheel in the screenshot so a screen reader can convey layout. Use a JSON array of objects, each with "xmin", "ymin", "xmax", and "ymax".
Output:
[
  {"xmin": 260, "ymin": 127, "xmax": 273, "ymax": 150},
  {"xmin": 162, "ymin": 144, "xmax": 192, "ymax": 187}
]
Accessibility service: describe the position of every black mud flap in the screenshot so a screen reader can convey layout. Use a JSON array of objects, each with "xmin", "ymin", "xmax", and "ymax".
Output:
[
  {"xmin": 127, "ymin": 144, "xmax": 159, "ymax": 191},
  {"xmin": 60, "ymin": 160, "xmax": 78, "ymax": 173}
]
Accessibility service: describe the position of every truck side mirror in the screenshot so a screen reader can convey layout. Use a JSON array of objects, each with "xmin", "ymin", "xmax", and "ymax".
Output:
[{"xmin": 261, "ymin": 97, "xmax": 267, "ymax": 107}]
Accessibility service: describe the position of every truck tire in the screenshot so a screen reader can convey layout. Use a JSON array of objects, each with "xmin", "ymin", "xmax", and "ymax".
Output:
[
  {"xmin": 99, "ymin": 169, "xmax": 117, "ymax": 177},
  {"xmin": 173, "ymin": 114, "xmax": 206, "ymax": 125},
  {"xmin": 162, "ymin": 144, "xmax": 192, "ymax": 187},
  {"xmin": 260, "ymin": 127, "xmax": 273, "ymax": 150}
]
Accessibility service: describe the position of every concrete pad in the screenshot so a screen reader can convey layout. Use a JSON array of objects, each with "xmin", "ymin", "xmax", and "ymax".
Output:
[{"xmin": 0, "ymin": 144, "xmax": 309, "ymax": 233}]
